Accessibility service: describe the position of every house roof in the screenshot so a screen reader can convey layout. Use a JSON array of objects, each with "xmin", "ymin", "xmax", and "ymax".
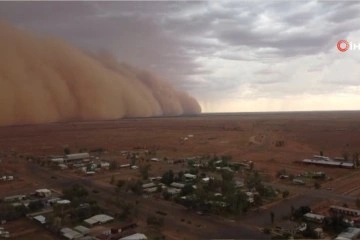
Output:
[
  {"xmin": 120, "ymin": 233, "xmax": 147, "ymax": 240},
  {"xmin": 74, "ymin": 225, "xmax": 90, "ymax": 234},
  {"xmin": 170, "ymin": 182, "xmax": 185, "ymax": 188},
  {"xmin": 84, "ymin": 214, "xmax": 114, "ymax": 225},
  {"xmin": 33, "ymin": 215, "xmax": 46, "ymax": 224},
  {"xmin": 336, "ymin": 227, "xmax": 360, "ymax": 240}
]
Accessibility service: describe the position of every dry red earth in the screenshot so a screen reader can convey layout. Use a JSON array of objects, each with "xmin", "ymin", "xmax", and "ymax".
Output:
[
  {"xmin": 1, "ymin": 111, "xmax": 360, "ymax": 239},
  {"xmin": 1, "ymin": 112, "xmax": 360, "ymax": 195}
]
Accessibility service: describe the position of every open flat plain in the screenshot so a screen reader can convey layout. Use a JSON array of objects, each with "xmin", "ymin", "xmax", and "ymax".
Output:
[{"xmin": 1, "ymin": 111, "xmax": 360, "ymax": 239}]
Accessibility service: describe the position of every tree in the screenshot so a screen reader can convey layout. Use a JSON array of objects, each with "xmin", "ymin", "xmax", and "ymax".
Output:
[
  {"xmin": 139, "ymin": 164, "xmax": 151, "ymax": 180},
  {"xmin": 28, "ymin": 200, "xmax": 44, "ymax": 212},
  {"xmin": 161, "ymin": 170, "xmax": 174, "ymax": 186},
  {"xmin": 221, "ymin": 171, "xmax": 234, "ymax": 182},
  {"xmin": 282, "ymin": 190, "xmax": 290, "ymax": 199},
  {"xmin": 270, "ymin": 211, "xmax": 275, "ymax": 225}
]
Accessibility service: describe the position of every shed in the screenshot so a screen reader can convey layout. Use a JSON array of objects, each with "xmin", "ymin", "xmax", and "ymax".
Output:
[
  {"xmin": 170, "ymin": 182, "xmax": 185, "ymax": 189},
  {"xmin": 61, "ymin": 227, "xmax": 83, "ymax": 240},
  {"xmin": 57, "ymin": 199, "xmax": 71, "ymax": 205},
  {"xmin": 36, "ymin": 188, "xmax": 52, "ymax": 197},
  {"xmin": 120, "ymin": 233, "xmax": 148, "ymax": 240},
  {"xmin": 74, "ymin": 225, "xmax": 90, "ymax": 235},
  {"xmin": 184, "ymin": 173, "xmax": 197, "ymax": 180},
  {"xmin": 33, "ymin": 215, "xmax": 46, "ymax": 224},
  {"xmin": 335, "ymin": 227, "xmax": 360, "ymax": 240},
  {"xmin": 304, "ymin": 213, "xmax": 325, "ymax": 223}
]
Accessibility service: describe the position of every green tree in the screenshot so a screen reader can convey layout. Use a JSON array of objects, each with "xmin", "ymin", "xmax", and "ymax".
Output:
[{"xmin": 161, "ymin": 170, "xmax": 174, "ymax": 186}]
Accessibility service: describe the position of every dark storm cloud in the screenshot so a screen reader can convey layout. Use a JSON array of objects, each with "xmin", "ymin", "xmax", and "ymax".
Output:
[{"xmin": 1, "ymin": 0, "xmax": 360, "ymax": 102}]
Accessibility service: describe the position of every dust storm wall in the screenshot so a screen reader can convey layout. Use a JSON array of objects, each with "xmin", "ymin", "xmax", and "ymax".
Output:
[{"xmin": 0, "ymin": 22, "xmax": 201, "ymax": 126}]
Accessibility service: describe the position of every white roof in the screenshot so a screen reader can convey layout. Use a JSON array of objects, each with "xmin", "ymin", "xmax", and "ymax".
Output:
[
  {"xmin": 184, "ymin": 173, "xmax": 197, "ymax": 179},
  {"xmin": 36, "ymin": 188, "xmax": 51, "ymax": 193},
  {"xmin": 170, "ymin": 182, "xmax": 185, "ymax": 188},
  {"xmin": 57, "ymin": 199, "xmax": 71, "ymax": 204},
  {"xmin": 33, "ymin": 215, "xmax": 46, "ymax": 224},
  {"xmin": 73, "ymin": 225, "xmax": 90, "ymax": 234},
  {"xmin": 84, "ymin": 214, "xmax": 114, "ymax": 225},
  {"xmin": 66, "ymin": 153, "xmax": 90, "ymax": 160},
  {"xmin": 142, "ymin": 183, "xmax": 156, "ymax": 189},
  {"xmin": 120, "ymin": 233, "xmax": 148, "ymax": 240},
  {"xmin": 304, "ymin": 213, "xmax": 325, "ymax": 219},
  {"xmin": 337, "ymin": 228, "xmax": 360, "ymax": 240}
]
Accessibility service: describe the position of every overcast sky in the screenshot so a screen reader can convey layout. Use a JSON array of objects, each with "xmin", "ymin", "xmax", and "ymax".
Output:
[{"xmin": 1, "ymin": 1, "xmax": 360, "ymax": 112}]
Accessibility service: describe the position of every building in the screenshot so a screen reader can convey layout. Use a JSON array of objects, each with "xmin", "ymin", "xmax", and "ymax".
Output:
[
  {"xmin": 335, "ymin": 227, "xmax": 360, "ymax": 240},
  {"xmin": 57, "ymin": 199, "xmax": 71, "ymax": 205},
  {"xmin": 330, "ymin": 206, "xmax": 360, "ymax": 217},
  {"xmin": 73, "ymin": 225, "xmax": 90, "ymax": 235},
  {"xmin": 184, "ymin": 173, "xmax": 197, "ymax": 180},
  {"xmin": 36, "ymin": 188, "xmax": 52, "ymax": 197},
  {"xmin": 51, "ymin": 158, "xmax": 64, "ymax": 163},
  {"xmin": 60, "ymin": 227, "xmax": 83, "ymax": 240},
  {"xmin": 33, "ymin": 215, "xmax": 46, "ymax": 224},
  {"xmin": 3, "ymin": 194, "xmax": 26, "ymax": 202},
  {"xmin": 66, "ymin": 153, "xmax": 90, "ymax": 162},
  {"xmin": 302, "ymin": 157, "xmax": 354, "ymax": 168},
  {"xmin": 303, "ymin": 213, "xmax": 325, "ymax": 223},
  {"xmin": 84, "ymin": 214, "xmax": 114, "ymax": 226},
  {"xmin": 120, "ymin": 233, "xmax": 148, "ymax": 240},
  {"xmin": 293, "ymin": 179, "xmax": 305, "ymax": 185},
  {"xmin": 170, "ymin": 182, "xmax": 185, "ymax": 189}
]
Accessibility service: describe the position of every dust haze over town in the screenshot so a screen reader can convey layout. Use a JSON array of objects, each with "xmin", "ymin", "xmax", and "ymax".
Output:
[{"xmin": 1, "ymin": 1, "xmax": 360, "ymax": 240}]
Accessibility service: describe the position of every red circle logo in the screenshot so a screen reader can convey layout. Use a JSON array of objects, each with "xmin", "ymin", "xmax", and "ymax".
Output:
[{"xmin": 337, "ymin": 39, "xmax": 349, "ymax": 52}]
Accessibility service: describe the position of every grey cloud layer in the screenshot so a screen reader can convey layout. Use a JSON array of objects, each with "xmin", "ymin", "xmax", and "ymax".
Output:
[{"xmin": 1, "ymin": 1, "xmax": 360, "ymax": 103}]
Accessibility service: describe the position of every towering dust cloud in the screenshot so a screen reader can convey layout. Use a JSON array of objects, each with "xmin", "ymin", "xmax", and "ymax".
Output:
[{"xmin": 0, "ymin": 22, "xmax": 201, "ymax": 126}]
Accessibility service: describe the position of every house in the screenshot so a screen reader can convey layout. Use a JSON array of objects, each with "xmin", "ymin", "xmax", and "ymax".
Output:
[
  {"xmin": 235, "ymin": 180, "xmax": 245, "ymax": 188},
  {"xmin": 33, "ymin": 215, "xmax": 46, "ymax": 224},
  {"xmin": 202, "ymin": 177, "xmax": 210, "ymax": 183},
  {"xmin": 293, "ymin": 179, "xmax": 305, "ymax": 185},
  {"xmin": 184, "ymin": 173, "xmax": 197, "ymax": 180},
  {"xmin": 3, "ymin": 194, "xmax": 26, "ymax": 202},
  {"xmin": 170, "ymin": 182, "xmax": 185, "ymax": 189},
  {"xmin": 100, "ymin": 162, "xmax": 110, "ymax": 169},
  {"xmin": 150, "ymin": 158, "xmax": 160, "ymax": 162},
  {"xmin": 66, "ymin": 153, "xmax": 90, "ymax": 161},
  {"xmin": 58, "ymin": 163, "xmax": 68, "ymax": 170},
  {"xmin": 303, "ymin": 213, "xmax": 325, "ymax": 223},
  {"xmin": 36, "ymin": 188, "xmax": 52, "ymax": 197},
  {"xmin": 330, "ymin": 206, "xmax": 360, "ymax": 217},
  {"xmin": 73, "ymin": 225, "xmax": 90, "ymax": 235},
  {"xmin": 84, "ymin": 214, "xmax": 114, "ymax": 226},
  {"xmin": 120, "ymin": 164, "xmax": 131, "ymax": 168},
  {"xmin": 57, "ymin": 199, "xmax": 71, "ymax": 205},
  {"xmin": 142, "ymin": 183, "xmax": 156, "ymax": 189},
  {"xmin": 335, "ymin": 227, "xmax": 360, "ymax": 240},
  {"xmin": 51, "ymin": 158, "xmax": 64, "ymax": 163},
  {"xmin": 60, "ymin": 227, "xmax": 83, "ymax": 240},
  {"xmin": 120, "ymin": 233, "xmax": 147, "ymax": 240},
  {"xmin": 166, "ymin": 188, "xmax": 181, "ymax": 195}
]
